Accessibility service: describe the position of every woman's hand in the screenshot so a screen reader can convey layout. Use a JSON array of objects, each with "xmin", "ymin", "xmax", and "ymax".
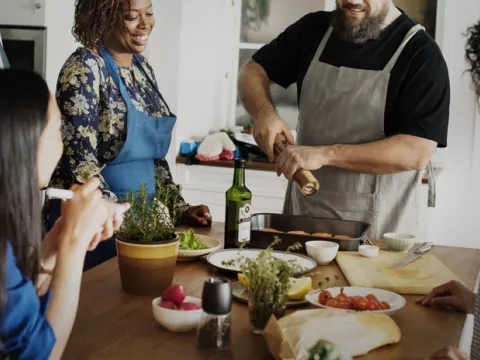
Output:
[
  {"xmin": 182, "ymin": 205, "xmax": 212, "ymax": 227},
  {"xmin": 87, "ymin": 203, "xmax": 130, "ymax": 250},
  {"xmin": 426, "ymin": 347, "xmax": 470, "ymax": 360},
  {"xmin": 416, "ymin": 280, "xmax": 476, "ymax": 314},
  {"xmin": 59, "ymin": 178, "xmax": 108, "ymax": 252}
]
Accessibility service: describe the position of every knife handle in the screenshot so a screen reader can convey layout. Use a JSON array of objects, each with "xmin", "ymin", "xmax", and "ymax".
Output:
[{"xmin": 414, "ymin": 242, "xmax": 434, "ymax": 254}]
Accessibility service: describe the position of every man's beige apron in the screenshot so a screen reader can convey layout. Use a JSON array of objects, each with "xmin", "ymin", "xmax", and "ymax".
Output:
[{"xmin": 284, "ymin": 24, "xmax": 436, "ymax": 239}]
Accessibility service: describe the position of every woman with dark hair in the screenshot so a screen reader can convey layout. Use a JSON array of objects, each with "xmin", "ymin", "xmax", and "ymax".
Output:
[
  {"xmin": 418, "ymin": 21, "xmax": 480, "ymax": 360},
  {"xmin": 42, "ymin": 0, "xmax": 212, "ymax": 270},
  {"xmin": 0, "ymin": 69, "xmax": 126, "ymax": 359}
]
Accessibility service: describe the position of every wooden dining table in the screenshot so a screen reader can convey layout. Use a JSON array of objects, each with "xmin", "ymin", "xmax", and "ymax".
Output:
[{"xmin": 64, "ymin": 223, "xmax": 480, "ymax": 360}]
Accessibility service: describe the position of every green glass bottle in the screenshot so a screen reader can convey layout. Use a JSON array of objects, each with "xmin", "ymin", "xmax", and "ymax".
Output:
[{"xmin": 225, "ymin": 158, "xmax": 252, "ymax": 248}]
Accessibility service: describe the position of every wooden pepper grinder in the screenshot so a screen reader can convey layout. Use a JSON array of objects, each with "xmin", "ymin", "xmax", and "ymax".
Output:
[{"xmin": 274, "ymin": 134, "xmax": 320, "ymax": 196}]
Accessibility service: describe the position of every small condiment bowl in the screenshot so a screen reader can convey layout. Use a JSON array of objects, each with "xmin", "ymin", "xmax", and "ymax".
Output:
[
  {"xmin": 383, "ymin": 233, "xmax": 415, "ymax": 252},
  {"xmin": 358, "ymin": 245, "xmax": 379, "ymax": 257},
  {"xmin": 305, "ymin": 241, "xmax": 339, "ymax": 265},
  {"xmin": 152, "ymin": 296, "xmax": 202, "ymax": 332}
]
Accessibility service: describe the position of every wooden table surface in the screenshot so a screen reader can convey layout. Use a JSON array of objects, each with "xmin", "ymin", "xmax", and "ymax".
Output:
[{"xmin": 64, "ymin": 223, "xmax": 480, "ymax": 360}]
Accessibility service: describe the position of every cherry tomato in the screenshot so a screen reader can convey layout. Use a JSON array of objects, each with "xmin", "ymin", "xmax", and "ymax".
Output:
[
  {"xmin": 352, "ymin": 296, "xmax": 368, "ymax": 311},
  {"xmin": 336, "ymin": 301, "xmax": 353, "ymax": 310},
  {"xmin": 381, "ymin": 301, "xmax": 391, "ymax": 310},
  {"xmin": 318, "ymin": 290, "xmax": 332, "ymax": 305},
  {"xmin": 337, "ymin": 292, "xmax": 349, "ymax": 301},
  {"xmin": 366, "ymin": 299, "xmax": 381, "ymax": 311},
  {"xmin": 366, "ymin": 294, "xmax": 379, "ymax": 303},
  {"xmin": 326, "ymin": 299, "xmax": 339, "ymax": 308}
]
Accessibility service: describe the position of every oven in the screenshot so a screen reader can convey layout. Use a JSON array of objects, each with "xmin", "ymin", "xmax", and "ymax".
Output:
[{"xmin": 0, "ymin": 26, "xmax": 46, "ymax": 77}]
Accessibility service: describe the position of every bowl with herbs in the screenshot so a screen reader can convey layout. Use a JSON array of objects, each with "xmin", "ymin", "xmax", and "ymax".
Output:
[{"xmin": 176, "ymin": 228, "xmax": 221, "ymax": 261}]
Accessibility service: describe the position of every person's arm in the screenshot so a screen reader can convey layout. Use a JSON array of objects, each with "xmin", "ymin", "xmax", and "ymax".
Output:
[
  {"xmin": 416, "ymin": 280, "xmax": 476, "ymax": 314},
  {"xmin": 56, "ymin": 52, "xmax": 116, "ymax": 200},
  {"xmin": 238, "ymin": 14, "xmax": 314, "ymax": 160}
]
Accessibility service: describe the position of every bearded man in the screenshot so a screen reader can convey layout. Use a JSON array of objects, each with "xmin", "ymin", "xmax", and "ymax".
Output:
[{"xmin": 238, "ymin": 0, "xmax": 450, "ymax": 239}]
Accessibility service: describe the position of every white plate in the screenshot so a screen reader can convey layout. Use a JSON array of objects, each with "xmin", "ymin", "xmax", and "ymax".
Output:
[
  {"xmin": 305, "ymin": 286, "xmax": 406, "ymax": 316},
  {"xmin": 206, "ymin": 249, "xmax": 317, "ymax": 276},
  {"xmin": 177, "ymin": 234, "xmax": 222, "ymax": 260}
]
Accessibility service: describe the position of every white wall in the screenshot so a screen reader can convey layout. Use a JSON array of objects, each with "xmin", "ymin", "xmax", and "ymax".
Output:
[
  {"xmin": 424, "ymin": 0, "xmax": 480, "ymax": 248},
  {"xmin": 45, "ymin": 0, "xmax": 78, "ymax": 91}
]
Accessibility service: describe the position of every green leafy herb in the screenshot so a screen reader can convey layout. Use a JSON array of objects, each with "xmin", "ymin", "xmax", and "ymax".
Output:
[
  {"xmin": 118, "ymin": 182, "xmax": 178, "ymax": 242},
  {"xmin": 236, "ymin": 237, "xmax": 303, "ymax": 331},
  {"xmin": 179, "ymin": 229, "xmax": 208, "ymax": 250}
]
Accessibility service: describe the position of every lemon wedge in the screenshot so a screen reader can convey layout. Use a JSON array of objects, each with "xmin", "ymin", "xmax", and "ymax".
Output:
[
  {"xmin": 238, "ymin": 273, "xmax": 249, "ymax": 288},
  {"xmin": 287, "ymin": 277, "xmax": 312, "ymax": 301}
]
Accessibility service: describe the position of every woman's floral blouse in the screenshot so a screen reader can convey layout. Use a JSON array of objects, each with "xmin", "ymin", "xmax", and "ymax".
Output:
[{"xmin": 43, "ymin": 47, "xmax": 188, "ymax": 226}]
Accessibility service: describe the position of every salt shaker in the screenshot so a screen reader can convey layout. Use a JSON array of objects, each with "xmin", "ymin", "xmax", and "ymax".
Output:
[{"xmin": 197, "ymin": 277, "xmax": 232, "ymax": 350}]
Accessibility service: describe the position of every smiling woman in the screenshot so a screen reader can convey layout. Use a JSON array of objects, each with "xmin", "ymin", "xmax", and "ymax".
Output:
[{"xmin": 42, "ymin": 0, "xmax": 212, "ymax": 271}]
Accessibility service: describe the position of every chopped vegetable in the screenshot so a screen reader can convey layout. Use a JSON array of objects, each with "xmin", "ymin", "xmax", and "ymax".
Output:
[{"xmin": 179, "ymin": 229, "xmax": 208, "ymax": 250}]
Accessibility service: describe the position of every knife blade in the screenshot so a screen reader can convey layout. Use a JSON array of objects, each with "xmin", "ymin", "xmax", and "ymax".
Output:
[{"xmin": 388, "ymin": 242, "xmax": 434, "ymax": 269}]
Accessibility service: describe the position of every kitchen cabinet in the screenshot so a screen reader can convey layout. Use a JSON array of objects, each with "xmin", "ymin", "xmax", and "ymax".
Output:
[{"xmin": 0, "ymin": 0, "xmax": 46, "ymax": 27}]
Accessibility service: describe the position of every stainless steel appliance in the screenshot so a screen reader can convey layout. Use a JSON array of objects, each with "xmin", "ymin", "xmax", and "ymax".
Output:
[{"xmin": 0, "ymin": 26, "xmax": 46, "ymax": 77}]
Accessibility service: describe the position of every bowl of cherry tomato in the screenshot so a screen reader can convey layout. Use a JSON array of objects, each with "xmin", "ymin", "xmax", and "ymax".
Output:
[{"xmin": 305, "ymin": 287, "xmax": 406, "ymax": 316}]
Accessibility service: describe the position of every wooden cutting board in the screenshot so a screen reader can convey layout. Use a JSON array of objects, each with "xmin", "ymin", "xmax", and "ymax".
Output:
[{"xmin": 336, "ymin": 251, "xmax": 462, "ymax": 295}]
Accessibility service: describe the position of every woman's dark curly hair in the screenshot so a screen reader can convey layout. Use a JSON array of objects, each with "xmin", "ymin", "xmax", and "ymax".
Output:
[
  {"xmin": 72, "ymin": 0, "xmax": 130, "ymax": 48},
  {"xmin": 466, "ymin": 20, "xmax": 480, "ymax": 96}
]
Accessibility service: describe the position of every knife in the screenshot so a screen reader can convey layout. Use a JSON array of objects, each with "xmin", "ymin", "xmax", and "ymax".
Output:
[{"xmin": 388, "ymin": 242, "xmax": 434, "ymax": 269}]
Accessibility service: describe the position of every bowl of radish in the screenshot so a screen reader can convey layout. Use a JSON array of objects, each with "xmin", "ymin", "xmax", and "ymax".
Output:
[{"xmin": 152, "ymin": 285, "xmax": 202, "ymax": 332}]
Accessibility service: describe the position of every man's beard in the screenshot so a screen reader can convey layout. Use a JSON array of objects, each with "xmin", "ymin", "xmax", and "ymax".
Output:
[{"xmin": 332, "ymin": 2, "xmax": 390, "ymax": 44}]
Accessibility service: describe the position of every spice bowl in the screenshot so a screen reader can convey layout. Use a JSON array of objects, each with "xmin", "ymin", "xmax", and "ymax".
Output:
[
  {"xmin": 152, "ymin": 296, "xmax": 202, "ymax": 332},
  {"xmin": 358, "ymin": 245, "xmax": 380, "ymax": 258},
  {"xmin": 305, "ymin": 241, "xmax": 339, "ymax": 265},
  {"xmin": 383, "ymin": 233, "xmax": 415, "ymax": 252}
]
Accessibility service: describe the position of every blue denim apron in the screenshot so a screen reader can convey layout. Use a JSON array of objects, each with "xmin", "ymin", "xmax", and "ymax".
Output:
[{"xmin": 48, "ymin": 46, "xmax": 176, "ymax": 271}]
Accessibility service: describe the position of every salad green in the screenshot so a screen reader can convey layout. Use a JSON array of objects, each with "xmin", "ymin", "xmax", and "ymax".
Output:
[{"xmin": 179, "ymin": 229, "xmax": 209, "ymax": 250}]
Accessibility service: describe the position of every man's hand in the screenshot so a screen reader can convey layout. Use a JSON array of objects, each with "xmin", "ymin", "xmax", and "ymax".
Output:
[
  {"xmin": 254, "ymin": 113, "xmax": 294, "ymax": 162},
  {"xmin": 275, "ymin": 145, "xmax": 333, "ymax": 180},
  {"xmin": 416, "ymin": 280, "xmax": 476, "ymax": 314},
  {"xmin": 426, "ymin": 347, "xmax": 470, "ymax": 360}
]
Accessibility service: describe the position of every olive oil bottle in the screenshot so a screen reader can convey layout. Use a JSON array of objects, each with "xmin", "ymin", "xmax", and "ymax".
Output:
[{"xmin": 224, "ymin": 159, "xmax": 252, "ymax": 248}]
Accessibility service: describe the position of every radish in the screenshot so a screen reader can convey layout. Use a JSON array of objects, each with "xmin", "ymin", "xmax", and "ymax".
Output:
[
  {"xmin": 162, "ymin": 285, "xmax": 186, "ymax": 306},
  {"xmin": 179, "ymin": 303, "xmax": 201, "ymax": 311},
  {"xmin": 159, "ymin": 301, "xmax": 177, "ymax": 310}
]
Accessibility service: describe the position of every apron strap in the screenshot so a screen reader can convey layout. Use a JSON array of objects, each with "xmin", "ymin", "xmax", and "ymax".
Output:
[
  {"xmin": 426, "ymin": 161, "xmax": 436, "ymax": 208},
  {"xmin": 384, "ymin": 24, "xmax": 425, "ymax": 73},
  {"xmin": 99, "ymin": 45, "xmax": 135, "ymax": 109},
  {"xmin": 132, "ymin": 54, "xmax": 171, "ymax": 113},
  {"xmin": 0, "ymin": 41, "xmax": 10, "ymax": 69},
  {"xmin": 314, "ymin": 26, "xmax": 334, "ymax": 61}
]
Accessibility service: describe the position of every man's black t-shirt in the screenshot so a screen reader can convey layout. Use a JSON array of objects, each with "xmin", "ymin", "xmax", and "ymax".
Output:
[{"xmin": 252, "ymin": 11, "xmax": 450, "ymax": 147}]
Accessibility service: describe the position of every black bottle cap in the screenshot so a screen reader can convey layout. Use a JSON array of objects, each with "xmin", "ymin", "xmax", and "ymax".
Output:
[
  {"xmin": 234, "ymin": 158, "xmax": 246, "ymax": 168},
  {"xmin": 201, "ymin": 277, "xmax": 232, "ymax": 315}
]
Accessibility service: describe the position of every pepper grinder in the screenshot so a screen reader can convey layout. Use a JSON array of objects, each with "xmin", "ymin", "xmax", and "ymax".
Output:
[{"xmin": 196, "ymin": 278, "xmax": 232, "ymax": 350}]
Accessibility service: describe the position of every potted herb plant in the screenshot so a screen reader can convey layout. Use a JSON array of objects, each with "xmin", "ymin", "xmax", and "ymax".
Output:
[
  {"xmin": 239, "ymin": 237, "xmax": 302, "ymax": 334},
  {"xmin": 116, "ymin": 182, "xmax": 180, "ymax": 295}
]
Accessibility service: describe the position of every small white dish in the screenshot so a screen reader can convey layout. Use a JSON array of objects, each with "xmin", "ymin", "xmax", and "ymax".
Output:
[
  {"xmin": 305, "ymin": 241, "xmax": 339, "ymax": 265},
  {"xmin": 152, "ymin": 296, "xmax": 202, "ymax": 332},
  {"xmin": 305, "ymin": 287, "xmax": 406, "ymax": 317},
  {"xmin": 358, "ymin": 245, "xmax": 379, "ymax": 257},
  {"xmin": 383, "ymin": 233, "xmax": 415, "ymax": 252},
  {"xmin": 176, "ymin": 234, "xmax": 221, "ymax": 261}
]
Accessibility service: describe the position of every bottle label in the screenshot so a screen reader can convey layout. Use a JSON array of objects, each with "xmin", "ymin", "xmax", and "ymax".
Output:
[
  {"xmin": 237, "ymin": 202, "xmax": 252, "ymax": 243},
  {"xmin": 226, "ymin": 200, "xmax": 252, "ymax": 244}
]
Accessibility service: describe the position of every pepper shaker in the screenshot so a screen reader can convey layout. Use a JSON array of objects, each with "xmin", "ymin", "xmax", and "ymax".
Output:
[{"xmin": 196, "ymin": 277, "xmax": 232, "ymax": 350}]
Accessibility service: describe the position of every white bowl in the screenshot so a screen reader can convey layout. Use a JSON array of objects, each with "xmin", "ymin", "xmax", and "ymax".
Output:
[
  {"xmin": 358, "ymin": 245, "xmax": 379, "ymax": 257},
  {"xmin": 305, "ymin": 241, "xmax": 339, "ymax": 265},
  {"xmin": 383, "ymin": 233, "xmax": 415, "ymax": 252},
  {"xmin": 305, "ymin": 286, "xmax": 406, "ymax": 317},
  {"xmin": 152, "ymin": 296, "xmax": 202, "ymax": 332}
]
